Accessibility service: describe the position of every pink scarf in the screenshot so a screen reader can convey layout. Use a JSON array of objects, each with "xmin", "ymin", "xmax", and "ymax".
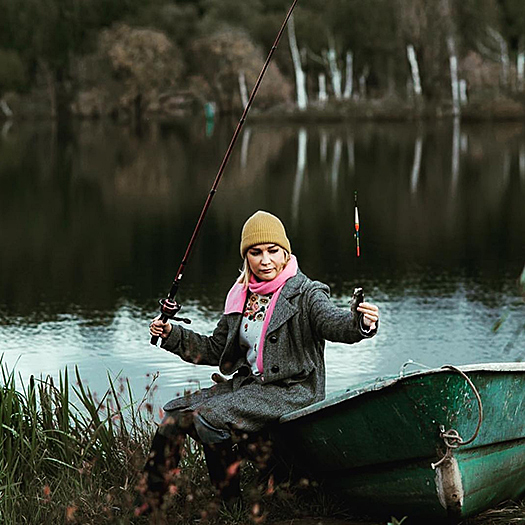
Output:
[{"xmin": 224, "ymin": 255, "xmax": 298, "ymax": 373}]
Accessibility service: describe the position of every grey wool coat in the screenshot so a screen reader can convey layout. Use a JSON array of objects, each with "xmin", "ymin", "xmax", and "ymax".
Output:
[{"xmin": 160, "ymin": 269, "xmax": 376, "ymax": 433}]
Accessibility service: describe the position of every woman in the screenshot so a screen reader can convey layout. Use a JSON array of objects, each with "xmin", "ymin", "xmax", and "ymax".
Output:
[{"xmin": 142, "ymin": 210, "xmax": 379, "ymax": 511}]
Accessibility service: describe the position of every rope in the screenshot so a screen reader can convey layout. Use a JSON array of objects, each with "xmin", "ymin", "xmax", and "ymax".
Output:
[
  {"xmin": 399, "ymin": 359, "xmax": 432, "ymax": 377},
  {"xmin": 431, "ymin": 365, "xmax": 484, "ymax": 469}
]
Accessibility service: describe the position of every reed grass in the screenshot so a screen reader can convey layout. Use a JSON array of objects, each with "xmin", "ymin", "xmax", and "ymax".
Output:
[
  {"xmin": 0, "ymin": 358, "xmax": 156, "ymax": 524},
  {"xmin": 0, "ymin": 359, "xmax": 264, "ymax": 524}
]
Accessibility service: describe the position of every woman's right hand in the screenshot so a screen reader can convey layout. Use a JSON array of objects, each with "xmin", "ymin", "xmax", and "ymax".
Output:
[{"xmin": 149, "ymin": 317, "xmax": 172, "ymax": 339}]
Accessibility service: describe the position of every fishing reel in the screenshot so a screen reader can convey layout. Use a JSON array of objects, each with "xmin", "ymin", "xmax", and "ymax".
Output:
[
  {"xmin": 150, "ymin": 297, "xmax": 191, "ymax": 346},
  {"xmin": 158, "ymin": 298, "xmax": 192, "ymax": 324}
]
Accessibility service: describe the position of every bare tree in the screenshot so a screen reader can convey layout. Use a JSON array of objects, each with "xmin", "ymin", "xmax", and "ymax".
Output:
[{"xmin": 288, "ymin": 13, "xmax": 308, "ymax": 110}]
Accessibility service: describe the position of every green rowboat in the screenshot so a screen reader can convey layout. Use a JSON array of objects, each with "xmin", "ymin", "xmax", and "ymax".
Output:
[{"xmin": 274, "ymin": 363, "xmax": 525, "ymax": 522}]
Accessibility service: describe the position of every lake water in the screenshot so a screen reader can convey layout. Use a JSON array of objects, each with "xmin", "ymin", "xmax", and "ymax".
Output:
[{"xmin": 0, "ymin": 117, "xmax": 524, "ymax": 410}]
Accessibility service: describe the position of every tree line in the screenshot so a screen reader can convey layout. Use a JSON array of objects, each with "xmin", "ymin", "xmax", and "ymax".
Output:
[{"xmin": 1, "ymin": 0, "xmax": 525, "ymax": 120}]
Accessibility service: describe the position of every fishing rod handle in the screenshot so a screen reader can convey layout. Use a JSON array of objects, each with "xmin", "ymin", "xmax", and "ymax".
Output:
[
  {"xmin": 150, "ymin": 314, "xmax": 168, "ymax": 346},
  {"xmin": 150, "ymin": 299, "xmax": 182, "ymax": 346},
  {"xmin": 150, "ymin": 315, "xmax": 191, "ymax": 344}
]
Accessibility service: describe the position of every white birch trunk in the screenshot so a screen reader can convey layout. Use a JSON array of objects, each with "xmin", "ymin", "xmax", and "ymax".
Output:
[
  {"xmin": 488, "ymin": 28, "xmax": 510, "ymax": 89},
  {"xmin": 343, "ymin": 51, "xmax": 353, "ymax": 100},
  {"xmin": 238, "ymin": 70, "xmax": 249, "ymax": 109},
  {"xmin": 358, "ymin": 66, "xmax": 369, "ymax": 99},
  {"xmin": 318, "ymin": 73, "xmax": 328, "ymax": 106},
  {"xmin": 406, "ymin": 44, "xmax": 422, "ymax": 97},
  {"xmin": 410, "ymin": 134, "xmax": 423, "ymax": 194},
  {"xmin": 0, "ymin": 99, "xmax": 13, "ymax": 118},
  {"xmin": 440, "ymin": 0, "xmax": 460, "ymax": 115},
  {"xmin": 240, "ymin": 127, "xmax": 251, "ymax": 170},
  {"xmin": 447, "ymin": 36, "xmax": 461, "ymax": 117},
  {"xmin": 2, "ymin": 120, "xmax": 13, "ymax": 138},
  {"xmin": 327, "ymin": 48, "xmax": 342, "ymax": 100},
  {"xmin": 461, "ymin": 130, "xmax": 468, "ymax": 154},
  {"xmin": 451, "ymin": 117, "xmax": 460, "ymax": 191},
  {"xmin": 518, "ymin": 37, "xmax": 525, "ymax": 92},
  {"xmin": 292, "ymin": 128, "xmax": 308, "ymax": 224},
  {"xmin": 500, "ymin": 35, "xmax": 510, "ymax": 89},
  {"xmin": 459, "ymin": 79, "xmax": 468, "ymax": 105},
  {"xmin": 287, "ymin": 14, "xmax": 308, "ymax": 110}
]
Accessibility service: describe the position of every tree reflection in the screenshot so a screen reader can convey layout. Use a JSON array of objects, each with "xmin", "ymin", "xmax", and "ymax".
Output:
[{"xmin": 0, "ymin": 119, "xmax": 524, "ymax": 320}]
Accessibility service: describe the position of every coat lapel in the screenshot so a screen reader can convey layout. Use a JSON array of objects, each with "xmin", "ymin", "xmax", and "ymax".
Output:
[
  {"xmin": 219, "ymin": 313, "xmax": 244, "ymax": 374},
  {"xmin": 266, "ymin": 271, "xmax": 305, "ymax": 333},
  {"xmin": 226, "ymin": 312, "xmax": 243, "ymax": 333}
]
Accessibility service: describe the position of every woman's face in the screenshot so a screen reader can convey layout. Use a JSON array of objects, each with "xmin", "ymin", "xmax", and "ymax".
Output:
[{"xmin": 246, "ymin": 243, "xmax": 287, "ymax": 281}]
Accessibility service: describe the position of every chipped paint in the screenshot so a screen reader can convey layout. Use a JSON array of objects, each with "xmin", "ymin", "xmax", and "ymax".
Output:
[
  {"xmin": 280, "ymin": 362, "xmax": 525, "ymax": 423},
  {"xmin": 435, "ymin": 454, "xmax": 464, "ymax": 518},
  {"xmin": 274, "ymin": 363, "xmax": 525, "ymax": 520}
]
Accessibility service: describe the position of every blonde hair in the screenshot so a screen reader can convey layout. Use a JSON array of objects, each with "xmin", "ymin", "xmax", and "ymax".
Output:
[{"xmin": 238, "ymin": 248, "xmax": 290, "ymax": 289}]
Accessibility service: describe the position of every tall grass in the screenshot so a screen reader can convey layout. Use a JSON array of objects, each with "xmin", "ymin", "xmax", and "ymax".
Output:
[
  {"xmin": 0, "ymin": 360, "xmax": 258, "ymax": 524},
  {"xmin": 0, "ymin": 358, "xmax": 156, "ymax": 523}
]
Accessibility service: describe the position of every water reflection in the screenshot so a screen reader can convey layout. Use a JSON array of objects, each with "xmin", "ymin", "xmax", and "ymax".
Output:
[
  {"xmin": 410, "ymin": 128, "xmax": 423, "ymax": 194},
  {"xmin": 291, "ymin": 127, "xmax": 307, "ymax": 225},
  {"xmin": 520, "ymin": 143, "xmax": 525, "ymax": 182},
  {"xmin": 0, "ymin": 119, "xmax": 524, "ymax": 403}
]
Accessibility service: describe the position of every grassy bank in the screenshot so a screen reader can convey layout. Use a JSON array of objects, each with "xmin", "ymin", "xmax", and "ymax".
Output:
[
  {"xmin": 0, "ymin": 361, "xmax": 523, "ymax": 524},
  {"xmin": 0, "ymin": 360, "xmax": 155, "ymax": 523},
  {"xmin": 256, "ymin": 96, "xmax": 525, "ymax": 125}
]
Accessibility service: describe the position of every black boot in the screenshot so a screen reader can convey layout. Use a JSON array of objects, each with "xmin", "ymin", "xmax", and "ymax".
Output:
[
  {"xmin": 137, "ymin": 429, "xmax": 184, "ymax": 514},
  {"xmin": 203, "ymin": 440, "xmax": 243, "ymax": 510}
]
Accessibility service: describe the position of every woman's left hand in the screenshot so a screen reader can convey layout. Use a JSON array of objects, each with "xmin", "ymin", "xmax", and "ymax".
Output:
[{"xmin": 357, "ymin": 302, "xmax": 379, "ymax": 330}]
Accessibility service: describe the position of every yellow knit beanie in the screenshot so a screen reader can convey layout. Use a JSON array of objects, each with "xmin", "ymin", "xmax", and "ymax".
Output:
[{"xmin": 240, "ymin": 211, "xmax": 291, "ymax": 257}]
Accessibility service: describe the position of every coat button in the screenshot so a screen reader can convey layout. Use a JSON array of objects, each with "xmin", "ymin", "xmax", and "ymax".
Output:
[
  {"xmin": 269, "ymin": 335, "xmax": 278, "ymax": 343},
  {"xmin": 271, "ymin": 365, "xmax": 279, "ymax": 374}
]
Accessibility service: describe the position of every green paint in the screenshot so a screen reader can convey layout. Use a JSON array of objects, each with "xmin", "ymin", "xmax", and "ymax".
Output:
[{"xmin": 274, "ymin": 364, "xmax": 525, "ymax": 520}]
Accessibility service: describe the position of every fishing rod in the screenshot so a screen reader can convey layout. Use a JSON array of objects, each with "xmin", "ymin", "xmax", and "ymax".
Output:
[{"xmin": 151, "ymin": 0, "xmax": 300, "ymax": 346}]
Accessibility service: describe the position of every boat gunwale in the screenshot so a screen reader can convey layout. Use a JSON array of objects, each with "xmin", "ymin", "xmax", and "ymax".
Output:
[{"xmin": 279, "ymin": 362, "xmax": 525, "ymax": 423}]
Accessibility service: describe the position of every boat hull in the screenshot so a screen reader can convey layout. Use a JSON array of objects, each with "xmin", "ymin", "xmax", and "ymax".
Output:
[{"xmin": 274, "ymin": 363, "xmax": 525, "ymax": 520}]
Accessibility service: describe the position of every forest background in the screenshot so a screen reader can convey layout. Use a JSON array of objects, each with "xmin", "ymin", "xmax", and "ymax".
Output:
[{"xmin": 1, "ymin": 0, "xmax": 525, "ymax": 123}]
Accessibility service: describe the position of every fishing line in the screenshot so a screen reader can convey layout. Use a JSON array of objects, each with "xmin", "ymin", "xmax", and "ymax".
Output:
[{"xmin": 350, "ymin": 190, "xmax": 364, "ymax": 317}]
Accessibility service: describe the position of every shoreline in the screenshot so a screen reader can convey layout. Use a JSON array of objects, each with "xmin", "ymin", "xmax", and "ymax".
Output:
[{"xmin": 3, "ymin": 95, "xmax": 525, "ymax": 126}]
